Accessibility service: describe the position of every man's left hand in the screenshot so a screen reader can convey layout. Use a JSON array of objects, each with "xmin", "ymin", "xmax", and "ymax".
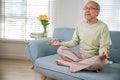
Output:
[{"xmin": 99, "ymin": 50, "xmax": 110, "ymax": 59}]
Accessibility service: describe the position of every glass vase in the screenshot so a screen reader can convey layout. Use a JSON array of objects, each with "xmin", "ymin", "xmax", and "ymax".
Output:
[{"xmin": 42, "ymin": 26, "xmax": 47, "ymax": 37}]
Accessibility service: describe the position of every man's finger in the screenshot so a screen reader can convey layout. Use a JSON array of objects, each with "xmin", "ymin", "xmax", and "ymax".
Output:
[
  {"xmin": 105, "ymin": 53, "xmax": 110, "ymax": 59},
  {"xmin": 49, "ymin": 39, "xmax": 56, "ymax": 45},
  {"xmin": 104, "ymin": 51, "xmax": 110, "ymax": 59}
]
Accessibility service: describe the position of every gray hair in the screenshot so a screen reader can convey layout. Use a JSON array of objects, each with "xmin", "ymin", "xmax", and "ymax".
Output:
[{"xmin": 88, "ymin": 1, "xmax": 100, "ymax": 10}]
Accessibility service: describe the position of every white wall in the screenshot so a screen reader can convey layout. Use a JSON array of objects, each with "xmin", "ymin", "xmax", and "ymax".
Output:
[
  {"xmin": 0, "ymin": 40, "xmax": 27, "ymax": 60},
  {"xmin": 53, "ymin": 0, "xmax": 85, "ymax": 28}
]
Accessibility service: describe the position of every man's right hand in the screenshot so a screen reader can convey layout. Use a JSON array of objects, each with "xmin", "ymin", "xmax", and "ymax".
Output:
[{"xmin": 49, "ymin": 39, "xmax": 61, "ymax": 46}]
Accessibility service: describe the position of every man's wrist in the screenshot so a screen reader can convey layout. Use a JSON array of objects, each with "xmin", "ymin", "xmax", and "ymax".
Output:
[{"xmin": 58, "ymin": 43, "xmax": 62, "ymax": 46}]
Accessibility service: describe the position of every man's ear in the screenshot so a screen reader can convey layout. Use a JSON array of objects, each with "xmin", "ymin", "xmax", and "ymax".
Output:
[{"xmin": 96, "ymin": 10, "xmax": 100, "ymax": 16}]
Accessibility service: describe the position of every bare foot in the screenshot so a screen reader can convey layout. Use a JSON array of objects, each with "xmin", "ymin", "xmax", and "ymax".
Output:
[
  {"xmin": 96, "ymin": 69, "xmax": 99, "ymax": 73},
  {"xmin": 96, "ymin": 69, "xmax": 101, "ymax": 73},
  {"xmin": 55, "ymin": 60, "xmax": 71, "ymax": 67}
]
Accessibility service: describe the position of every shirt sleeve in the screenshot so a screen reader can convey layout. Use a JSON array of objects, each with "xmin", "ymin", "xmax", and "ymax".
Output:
[
  {"xmin": 99, "ymin": 25, "xmax": 111, "ymax": 54},
  {"xmin": 61, "ymin": 26, "xmax": 80, "ymax": 48}
]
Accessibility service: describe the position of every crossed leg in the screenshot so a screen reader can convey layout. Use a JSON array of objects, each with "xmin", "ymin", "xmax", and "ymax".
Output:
[
  {"xmin": 55, "ymin": 46, "xmax": 103, "ymax": 72},
  {"xmin": 55, "ymin": 59, "xmax": 100, "ymax": 72}
]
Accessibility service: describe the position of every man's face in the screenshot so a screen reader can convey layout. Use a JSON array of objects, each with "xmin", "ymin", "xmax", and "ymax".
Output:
[{"xmin": 84, "ymin": 2, "xmax": 99, "ymax": 20}]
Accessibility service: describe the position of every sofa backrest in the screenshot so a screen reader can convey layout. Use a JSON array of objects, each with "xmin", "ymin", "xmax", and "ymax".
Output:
[
  {"xmin": 53, "ymin": 28, "xmax": 74, "ymax": 42},
  {"xmin": 109, "ymin": 31, "xmax": 120, "ymax": 63},
  {"xmin": 53, "ymin": 28, "xmax": 120, "ymax": 63}
]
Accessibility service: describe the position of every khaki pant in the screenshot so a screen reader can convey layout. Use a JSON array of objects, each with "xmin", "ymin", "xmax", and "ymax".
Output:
[{"xmin": 57, "ymin": 46, "xmax": 106, "ymax": 72}]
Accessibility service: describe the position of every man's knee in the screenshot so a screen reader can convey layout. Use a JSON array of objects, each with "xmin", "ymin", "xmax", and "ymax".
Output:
[{"xmin": 85, "ymin": 56, "xmax": 105, "ymax": 70}]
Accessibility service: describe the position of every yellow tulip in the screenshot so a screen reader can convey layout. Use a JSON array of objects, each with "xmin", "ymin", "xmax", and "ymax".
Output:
[{"xmin": 38, "ymin": 14, "xmax": 49, "ymax": 20}]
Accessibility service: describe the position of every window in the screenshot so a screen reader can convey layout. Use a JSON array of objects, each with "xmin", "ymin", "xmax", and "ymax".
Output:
[
  {"xmin": 1, "ymin": 0, "xmax": 50, "ymax": 40},
  {"xmin": 91, "ymin": 0, "xmax": 120, "ymax": 31}
]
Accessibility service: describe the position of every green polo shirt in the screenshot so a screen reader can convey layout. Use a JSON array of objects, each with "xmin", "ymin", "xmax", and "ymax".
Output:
[{"xmin": 62, "ymin": 20, "xmax": 111, "ymax": 56}]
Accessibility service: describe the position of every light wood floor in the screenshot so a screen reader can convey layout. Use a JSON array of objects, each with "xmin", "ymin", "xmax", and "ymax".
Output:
[{"xmin": 0, "ymin": 58, "xmax": 42, "ymax": 80}]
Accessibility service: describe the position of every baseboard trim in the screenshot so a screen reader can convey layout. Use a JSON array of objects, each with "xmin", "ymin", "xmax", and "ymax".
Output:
[{"xmin": 0, "ymin": 55, "xmax": 28, "ymax": 60}]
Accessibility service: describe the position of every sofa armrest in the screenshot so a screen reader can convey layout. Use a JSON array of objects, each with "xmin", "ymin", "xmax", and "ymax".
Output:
[{"xmin": 26, "ymin": 38, "xmax": 58, "ymax": 62}]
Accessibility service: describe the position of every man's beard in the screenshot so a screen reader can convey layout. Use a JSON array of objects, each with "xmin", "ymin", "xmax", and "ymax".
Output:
[
  {"xmin": 85, "ymin": 17, "xmax": 91, "ymax": 21},
  {"xmin": 84, "ymin": 14, "xmax": 92, "ymax": 21}
]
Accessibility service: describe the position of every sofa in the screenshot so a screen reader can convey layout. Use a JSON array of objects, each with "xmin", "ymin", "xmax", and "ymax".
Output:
[{"xmin": 26, "ymin": 28, "xmax": 120, "ymax": 80}]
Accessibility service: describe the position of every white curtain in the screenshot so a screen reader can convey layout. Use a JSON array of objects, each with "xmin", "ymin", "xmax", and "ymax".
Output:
[{"xmin": 0, "ymin": 0, "xmax": 55, "ymax": 40}]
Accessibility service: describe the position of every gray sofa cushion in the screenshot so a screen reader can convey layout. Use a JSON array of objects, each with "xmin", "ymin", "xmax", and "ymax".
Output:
[{"xmin": 34, "ymin": 54, "xmax": 120, "ymax": 80}]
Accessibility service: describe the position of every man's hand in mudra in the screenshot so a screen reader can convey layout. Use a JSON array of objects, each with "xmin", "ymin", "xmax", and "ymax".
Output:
[
  {"xmin": 99, "ymin": 50, "xmax": 109, "ymax": 59},
  {"xmin": 49, "ymin": 39, "xmax": 61, "ymax": 46}
]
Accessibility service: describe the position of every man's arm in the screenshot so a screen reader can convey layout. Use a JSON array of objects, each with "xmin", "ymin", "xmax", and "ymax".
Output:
[
  {"xmin": 61, "ymin": 27, "xmax": 80, "ymax": 48},
  {"xmin": 99, "ymin": 25, "xmax": 111, "ymax": 59},
  {"xmin": 50, "ymin": 27, "xmax": 80, "ymax": 48}
]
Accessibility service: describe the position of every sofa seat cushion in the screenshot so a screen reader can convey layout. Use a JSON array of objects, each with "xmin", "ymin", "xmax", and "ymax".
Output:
[{"xmin": 34, "ymin": 54, "xmax": 120, "ymax": 80}]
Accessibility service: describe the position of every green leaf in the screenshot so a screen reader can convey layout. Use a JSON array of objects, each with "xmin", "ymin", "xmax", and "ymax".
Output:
[{"xmin": 40, "ymin": 20, "xmax": 49, "ymax": 27}]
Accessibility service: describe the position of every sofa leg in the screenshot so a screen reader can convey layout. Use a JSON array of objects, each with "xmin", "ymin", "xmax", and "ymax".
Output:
[
  {"xmin": 32, "ymin": 65, "xmax": 34, "ymax": 69},
  {"xmin": 42, "ymin": 75, "xmax": 47, "ymax": 80}
]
